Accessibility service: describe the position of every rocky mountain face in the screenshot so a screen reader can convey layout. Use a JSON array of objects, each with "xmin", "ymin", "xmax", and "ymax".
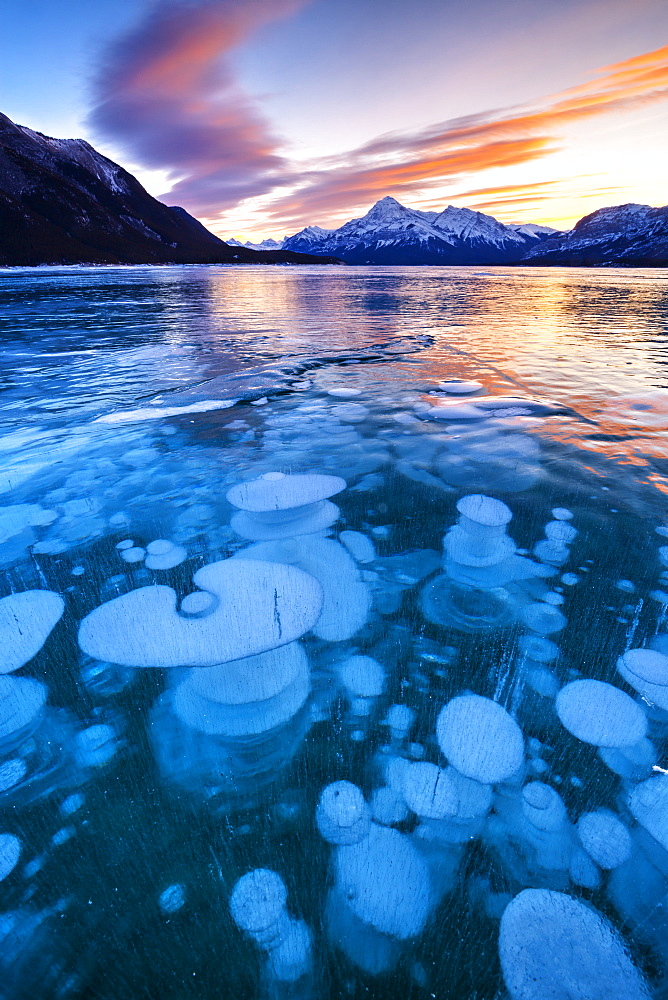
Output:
[
  {"xmin": 281, "ymin": 196, "xmax": 559, "ymax": 264},
  {"xmin": 519, "ymin": 204, "xmax": 668, "ymax": 267},
  {"xmin": 0, "ymin": 113, "xmax": 339, "ymax": 266}
]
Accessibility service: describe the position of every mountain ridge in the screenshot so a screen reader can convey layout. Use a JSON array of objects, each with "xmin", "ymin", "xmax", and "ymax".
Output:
[
  {"xmin": 519, "ymin": 203, "xmax": 668, "ymax": 266},
  {"xmin": 0, "ymin": 113, "xmax": 341, "ymax": 267},
  {"xmin": 280, "ymin": 196, "xmax": 561, "ymax": 265}
]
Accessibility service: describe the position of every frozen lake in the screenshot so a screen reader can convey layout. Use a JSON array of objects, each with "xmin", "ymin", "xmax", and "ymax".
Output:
[{"xmin": 1, "ymin": 263, "xmax": 668, "ymax": 999}]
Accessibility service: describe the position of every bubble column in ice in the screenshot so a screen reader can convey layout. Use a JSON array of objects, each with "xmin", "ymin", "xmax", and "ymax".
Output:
[
  {"xmin": 614, "ymin": 647, "xmax": 668, "ymax": 772},
  {"xmin": 488, "ymin": 780, "xmax": 582, "ymax": 891},
  {"xmin": 228, "ymin": 472, "xmax": 371, "ymax": 642},
  {"xmin": 226, "ymin": 472, "xmax": 346, "ymax": 542},
  {"xmin": 369, "ymin": 708, "xmax": 416, "ymax": 825},
  {"xmin": 421, "ymin": 495, "xmax": 552, "ymax": 633},
  {"xmin": 336, "ymin": 654, "xmax": 385, "ymax": 741},
  {"xmin": 0, "ymin": 591, "xmax": 85, "ymax": 807},
  {"xmin": 230, "ymin": 869, "xmax": 313, "ymax": 986},
  {"xmin": 434, "ymin": 695, "xmax": 538, "ymax": 892},
  {"xmin": 607, "ymin": 772, "xmax": 668, "ymax": 968},
  {"xmin": 515, "ymin": 600, "xmax": 567, "ymax": 706},
  {"xmin": 532, "ymin": 513, "xmax": 577, "ymax": 568},
  {"xmin": 402, "ymin": 761, "xmax": 492, "ymax": 899},
  {"xmin": 317, "ymin": 781, "xmax": 431, "ymax": 975},
  {"xmin": 79, "ymin": 557, "xmax": 324, "ymax": 805},
  {"xmin": 155, "ymin": 643, "xmax": 313, "ymax": 803}
]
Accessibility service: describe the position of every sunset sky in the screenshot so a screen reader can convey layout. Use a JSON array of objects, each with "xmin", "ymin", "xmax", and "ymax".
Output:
[{"xmin": 3, "ymin": 0, "xmax": 668, "ymax": 240}]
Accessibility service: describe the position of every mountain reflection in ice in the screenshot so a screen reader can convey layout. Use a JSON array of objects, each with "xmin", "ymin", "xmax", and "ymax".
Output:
[{"xmin": 1, "ymin": 264, "xmax": 668, "ymax": 999}]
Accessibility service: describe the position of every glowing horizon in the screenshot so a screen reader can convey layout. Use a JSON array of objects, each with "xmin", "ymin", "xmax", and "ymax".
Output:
[{"xmin": 3, "ymin": 0, "xmax": 667, "ymax": 240}]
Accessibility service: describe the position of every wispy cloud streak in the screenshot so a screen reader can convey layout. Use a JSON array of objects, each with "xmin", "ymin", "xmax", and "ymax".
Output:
[
  {"xmin": 265, "ymin": 43, "xmax": 668, "ymax": 229},
  {"xmin": 88, "ymin": 0, "xmax": 307, "ymax": 212},
  {"xmin": 90, "ymin": 14, "xmax": 668, "ymax": 230}
]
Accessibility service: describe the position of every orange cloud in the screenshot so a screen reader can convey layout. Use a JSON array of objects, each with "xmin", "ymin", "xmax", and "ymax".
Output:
[{"xmin": 262, "ymin": 42, "xmax": 668, "ymax": 231}]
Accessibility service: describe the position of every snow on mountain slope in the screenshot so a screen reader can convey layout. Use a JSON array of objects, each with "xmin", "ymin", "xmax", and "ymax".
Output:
[
  {"xmin": 521, "ymin": 203, "xmax": 668, "ymax": 267},
  {"xmin": 507, "ymin": 222, "xmax": 559, "ymax": 238},
  {"xmin": 0, "ymin": 111, "xmax": 343, "ymax": 266},
  {"xmin": 282, "ymin": 196, "xmax": 556, "ymax": 264}
]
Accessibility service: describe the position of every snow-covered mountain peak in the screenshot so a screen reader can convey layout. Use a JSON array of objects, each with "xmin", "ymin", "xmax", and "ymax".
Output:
[
  {"xmin": 15, "ymin": 124, "xmax": 131, "ymax": 196},
  {"xmin": 507, "ymin": 222, "xmax": 560, "ymax": 237},
  {"xmin": 432, "ymin": 204, "xmax": 524, "ymax": 244},
  {"xmin": 281, "ymin": 194, "xmax": 562, "ymax": 263},
  {"xmin": 289, "ymin": 225, "xmax": 333, "ymax": 243},
  {"xmin": 574, "ymin": 203, "xmax": 654, "ymax": 235}
]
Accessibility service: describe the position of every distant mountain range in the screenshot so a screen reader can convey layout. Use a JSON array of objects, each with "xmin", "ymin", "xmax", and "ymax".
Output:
[
  {"xmin": 2, "ymin": 111, "xmax": 665, "ymax": 268},
  {"xmin": 0, "ymin": 113, "xmax": 340, "ymax": 266},
  {"xmin": 519, "ymin": 203, "xmax": 668, "ymax": 267},
  {"xmin": 276, "ymin": 196, "xmax": 559, "ymax": 265},
  {"xmin": 232, "ymin": 196, "xmax": 668, "ymax": 268}
]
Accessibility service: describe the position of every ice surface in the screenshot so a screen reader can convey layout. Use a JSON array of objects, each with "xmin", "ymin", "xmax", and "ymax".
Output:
[
  {"xmin": 5, "ymin": 266, "xmax": 668, "ymax": 997},
  {"xmin": 438, "ymin": 380, "xmax": 484, "ymax": 394}
]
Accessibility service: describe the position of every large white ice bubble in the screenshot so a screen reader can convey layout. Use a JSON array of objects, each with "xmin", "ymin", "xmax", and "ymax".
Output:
[
  {"xmin": 457, "ymin": 494, "xmax": 512, "ymax": 529},
  {"xmin": 227, "ymin": 472, "xmax": 345, "ymax": 540},
  {"xmin": 233, "ymin": 538, "xmax": 370, "ymax": 642},
  {"xmin": 499, "ymin": 889, "xmax": 650, "ymax": 1000},
  {"xmin": 436, "ymin": 694, "xmax": 524, "ymax": 784},
  {"xmin": 555, "ymin": 680, "xmax": 647, "ymax": 748},
  {"xmin": 78, "ymin": 558, "xmax": 323, "ymax": 667},
  {"xmin": 334, "ymin": 823, "xmax": 430, "ymax": 939},
  {"xmin": 577, "ymin": 810, "xmax": 631, "ymax": 869},
  {"xmin": 338, "ymin": 655, "xmax": 385, "ymax": 699},
  {"xmin": 0, "ymin": 833, "xmax": 21, "ymax": 881},
  {"xmin": 172, "ymin": 643, "xmax": 310, "ymax": 736},
  {"xmin": 0, "ymin": 591, "xmax": 64, "ymax": 673},
  {"xmin": 230, "ymin": 868, "xmax": 287, "ymax": 936},
  {"xmin": 628, "ymin": 773, "xmax": 668, "ymax": 853},
  {"xmin": 316, "ymin": 781, "xmax": 371, "ymax": 845},
  {"xmin": 617, "ymin": 648, "xmax": 668, "ymax": 709},
  {"xmin": 227, "ymin": 472, "xmax": 345, "ymax": 512},
  {"xmin": 402, "ymin": 762, "xmax": 456, "ymax": 820}
]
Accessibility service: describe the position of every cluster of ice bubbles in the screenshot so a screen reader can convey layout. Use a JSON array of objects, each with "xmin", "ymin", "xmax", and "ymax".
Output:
[
  {"xmin": 3, "ymin": 454, "xmax": 668, "ymax": 998},
  {"xmin": 2, "ymin": 375, "xmax": 668, "ymax": 997}
]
